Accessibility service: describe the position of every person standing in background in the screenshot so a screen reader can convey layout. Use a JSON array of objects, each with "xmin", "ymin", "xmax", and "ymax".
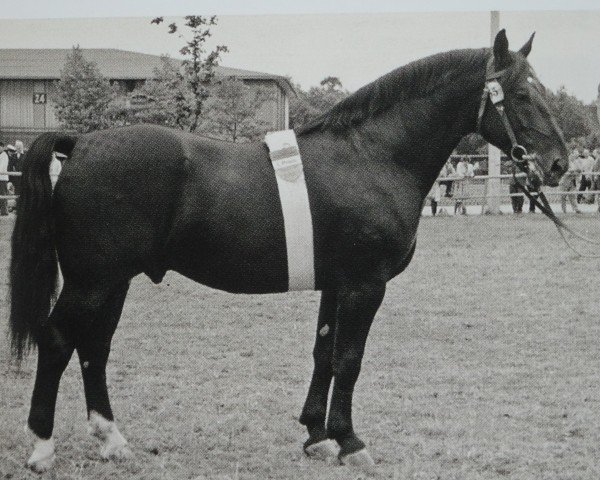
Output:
[
  {"xmin": 8, "ymin": 140, "xmax": 25, "ymax": 197},
  {"xmin": 509, "ymin": 173, "xmax": 525, "ymax": 213},
  {"xmin": 438, "ymin": 159, "xmax": 455, "ymax": 198},
  {"xmin": 593, "ymin": 148, "xmax": 600, "ymax": 212},
  {"xmin": 526, "ymin": 161, "xmax": 542, "ymax": 213},
  {"xmin": 577, "ymin": 149, "xmax": 595, "ymax": 203},
  {"xmin": 560, "ymin": 155, "xmax": 582, "ymax": 214},
  {"xmin": 0, "ymin": 142, "xmax": 9, "ymax": 216},
  {"xmin": 454, "ymin": 157, "xmax": 475, "ymax": 215}
]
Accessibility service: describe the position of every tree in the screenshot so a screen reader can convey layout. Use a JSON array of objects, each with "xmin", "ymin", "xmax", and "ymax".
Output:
[
  {"xmin": 289, "ymin": 76, "xmax": 349, "ymax": 129},
  {"xmin": 455, "ymin": 134, "xmax": 486, "ymax": 155},
  {"xmin": 151, "ymin": 16, "xmax": 228, "ymax": 132},
  {"xmin": 547, "ymin": 86, "xmax": 599, "ymax": 148},
  {"xmin": 203, "ymin": 77, "xmax": 271, "ymax": 142},
  {"xmin": 54, "ymin": 46, "xmax": 113, "ymax": 133},
  {"xmin": 126, "ymin": 55, "xmax": 192, "ymax": 128}
]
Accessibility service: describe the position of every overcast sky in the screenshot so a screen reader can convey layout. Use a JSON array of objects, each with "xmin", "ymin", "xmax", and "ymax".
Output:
[{"xmin": 1, "ymin": 6, "xmax": 599, "ymax": 102}]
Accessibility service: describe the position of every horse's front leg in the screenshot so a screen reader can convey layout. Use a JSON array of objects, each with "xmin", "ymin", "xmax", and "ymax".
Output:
[
  {"xmin": 327, "ymin": 281, "xmax": 385, "ymax": 472},
  {"xmin": 299, "ymin": 290, "xmax": 339, "ymax": 459}
]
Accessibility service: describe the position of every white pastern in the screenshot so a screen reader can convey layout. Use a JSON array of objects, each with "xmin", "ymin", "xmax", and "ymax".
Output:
[
  {"xmin": 25, "ymin": 428, "xmax": 55, "ymax": 473},
  {"xmin": 88, "ymin": 411, "xmax": 131, "ymax": 460}
]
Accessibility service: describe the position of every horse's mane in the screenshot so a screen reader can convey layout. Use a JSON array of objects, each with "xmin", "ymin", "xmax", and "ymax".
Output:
[{"xmin": 297, "ymin": 48, "xmax": 489, "ymax": 135}]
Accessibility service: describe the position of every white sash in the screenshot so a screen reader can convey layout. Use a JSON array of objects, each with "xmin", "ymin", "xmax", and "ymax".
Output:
[{"xmin": 264, "ymin": 130, "xmax": 315, "ymax": 291}]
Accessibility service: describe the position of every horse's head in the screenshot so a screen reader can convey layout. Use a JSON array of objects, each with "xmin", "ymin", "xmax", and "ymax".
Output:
[{"xmin": 477, "ymin": 30, "xmax": 568, "ymax": 186}]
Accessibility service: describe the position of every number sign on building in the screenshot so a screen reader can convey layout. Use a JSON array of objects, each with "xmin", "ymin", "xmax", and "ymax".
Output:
[{"xmin": 33, "ymin": 93, "xmax": 47, "ymax": 104}]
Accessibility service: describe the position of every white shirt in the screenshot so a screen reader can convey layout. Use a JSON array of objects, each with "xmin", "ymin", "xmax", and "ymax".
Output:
[
  {"xmin": 580, "ymin": 155, "xmax": 595, "ymax": 174},
  {"xmin": 0, "ymin": 151, "xmax": 9, "ymax": 181},
  {"xmin": 455, "ymin": 161, "xmax": 468, "ymax": 177}
]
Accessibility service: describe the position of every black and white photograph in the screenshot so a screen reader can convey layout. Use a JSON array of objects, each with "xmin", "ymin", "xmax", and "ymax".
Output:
[{"xmin": 1, "ymin": 1, "xmax": 600, "ymax": 478}]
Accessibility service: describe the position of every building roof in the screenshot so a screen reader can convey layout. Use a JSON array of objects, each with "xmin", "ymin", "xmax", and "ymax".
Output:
[{"xmin": 0, "ymin": 48, "xmax": 294, "ymax": 95}]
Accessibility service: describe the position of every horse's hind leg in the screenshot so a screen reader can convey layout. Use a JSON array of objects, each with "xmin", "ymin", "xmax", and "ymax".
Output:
[
  {"xmin": 26, "ymin": 293, "xmax": 76, "ymax": 472},
  {"xmin": 75, "ymin": 281, "xmax": 131, "ymax": 460},
  {"xmin": 299, "ymin": 290, "xmax": 339, "ymax": 460}
]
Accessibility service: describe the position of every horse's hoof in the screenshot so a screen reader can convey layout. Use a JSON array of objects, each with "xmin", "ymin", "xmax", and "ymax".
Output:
[
  {"xmin": 27, "ymin": 448, "xmax": 55, "ymax": 473},
  {"xmin": 339, "ymin": 448, "xmax": 376, "ymax": 474},
  {"xmin": 26, "ymin": 432, "xmax": 55, "ymax": 473},
  {"xmin": 27, "ymin": 453, "xmax": 56, "ymax": 473},
  {"xmin": 304, "ymin": 439, "xmax": 339, "ymax": 460},
  {"xmin": 100, "ymin": 442, "xmax": 132, "ymax": 461},
  {"xmin": 89, "ymin": 411, "xmax": 131, "ymax": 461}
]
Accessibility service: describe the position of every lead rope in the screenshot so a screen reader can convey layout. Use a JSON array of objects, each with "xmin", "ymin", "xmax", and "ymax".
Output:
[{"xmin": 511, "ymin": 169, "xmax": 600, "ymax": 258}]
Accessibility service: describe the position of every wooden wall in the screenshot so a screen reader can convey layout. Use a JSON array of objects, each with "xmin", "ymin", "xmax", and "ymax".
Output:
[
  {"xmin": 0, "ymin": 79, "xmax": 60, "ymax": 145},
  {"xmin": 0, "ymin": 78, "xmax": 288, "ymax": 146},
  {"xmin": 247, "ymin": 79, "xmax": 288, "ymax": 131}
]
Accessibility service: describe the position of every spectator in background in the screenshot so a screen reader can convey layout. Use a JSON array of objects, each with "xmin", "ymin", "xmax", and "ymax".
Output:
[
  {"xmin": 438, "ymin": 159, "xmax": 455, "ymax": 198},
  {"xmin": 8, "ymin": 140, "xmax": 25, "ymax": 197},
  {"xmin": 455, "ymin": 157, "xmax": 469, "ymax": 177},
  {"xmin": 577, "ymin": 148, "xmax": 595, "ymax": 203},
  {"xmin": 429, "ymin": 180, "xmax": 441, "ymax": 216},
  {"xmin": 0, "ymin": 142, "xmax": 9, "ymax": 215},
  {"xmin": 466, "ymin": 159, "xmax": 475, "ymax": 177},
  {"xmin": 509, "ymin": 172, "xmax": 525, "ymax": 214},
  {"xmin": 593, "ymin": 148, "xmax": 600, "ymax": 212},
  {"xmin": 560, "ymin": 155, "xmax": 582, "ymax": 214},
  {"xmin": 429, "ymin": 161, "xmax": 455, "ymax": 216},
  {"xmin": 454, "ymin": 157, "xmax": 471, "ymax": 215},
  {"xmin": 526, "ymin": 162, "xmax": 542, "ymax": 213}
]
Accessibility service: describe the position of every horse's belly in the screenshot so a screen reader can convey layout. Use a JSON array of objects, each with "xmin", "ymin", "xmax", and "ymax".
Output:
[{"xmin": 166, "ymin": 220, "xmax": 290, "ymax": 294}]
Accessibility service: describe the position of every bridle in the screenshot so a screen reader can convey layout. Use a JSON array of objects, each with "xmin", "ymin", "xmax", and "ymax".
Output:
[
  {"xmin": 476, "ymin": 56, "xmax": 532, "ymax": 167},
  {"xmin": 476, "ymin": 55, "xmax": 600, "ymax": 257}
]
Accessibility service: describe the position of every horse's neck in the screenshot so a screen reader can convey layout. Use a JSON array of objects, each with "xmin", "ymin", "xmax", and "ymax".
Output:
[{"xmin": 358, "ymin": 70, "xmax": 483, "ymax": 190}]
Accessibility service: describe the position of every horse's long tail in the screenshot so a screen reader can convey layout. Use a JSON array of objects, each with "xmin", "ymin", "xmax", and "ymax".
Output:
[{"xmin": 9, "ymin": 132, "xmax": 77, "ymax": 360}]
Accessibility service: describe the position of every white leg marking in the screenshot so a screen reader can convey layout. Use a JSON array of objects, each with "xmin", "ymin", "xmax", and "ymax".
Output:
[
  {"xmin": 339, "ymin": 448, "xmax": 376, "ymax": 474},
  {"xmin": 319, "ymin": 324, "xmax": 330, "ymax": 337},
  {"xmin": 305, "ymin": 438, "xmax": 339, "ymax": 460},
  {"xmin": 25, "ymin": 428, "xmax": 55, "ymax": 473},
  {"xmin": 88, "ymin": 411, "xmax": 131, "ymax": 460}
]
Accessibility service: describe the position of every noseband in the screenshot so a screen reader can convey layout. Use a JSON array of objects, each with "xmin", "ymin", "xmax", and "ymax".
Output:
[{"xmin": 476, "ymin": 56, "xmax": 533, "ymax": 168}]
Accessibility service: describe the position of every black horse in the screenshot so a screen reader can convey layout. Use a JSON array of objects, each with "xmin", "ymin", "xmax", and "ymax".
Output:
[{"xmin": 9, "ymin": 30, "xmax": 567, "ymax": 473}]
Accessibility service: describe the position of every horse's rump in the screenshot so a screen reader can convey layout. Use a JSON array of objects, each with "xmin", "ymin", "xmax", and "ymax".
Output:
[{"xmin": 55, "ymin": 124, "xmax": 289, "ymax": 293}]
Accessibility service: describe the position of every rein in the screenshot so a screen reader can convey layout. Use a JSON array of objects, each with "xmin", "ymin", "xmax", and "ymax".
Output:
[{"xmin": 477, "ymin": 56, "xmax": 600, "ymax": 258}]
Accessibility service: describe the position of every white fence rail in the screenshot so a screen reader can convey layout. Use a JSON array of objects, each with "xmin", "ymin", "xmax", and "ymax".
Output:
[{"xmin": 2, "ymin": 171, "xmax": 600, "ymax": 209}]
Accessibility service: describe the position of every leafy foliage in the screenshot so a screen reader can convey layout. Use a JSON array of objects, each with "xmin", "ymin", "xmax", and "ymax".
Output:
[
  {"xmin": 203, "ymin": 77, "xmax": 271, "ymax": 142},
  {"xmin": 53, "ymin": 46, "xmax": 113, "ymax": 133},
  {"xmin": 546, "ymin": 86, "xmax": 599, "ymax": 149},
  {"xmin": 125, "ymin": 56, "xmax": 193, "ymax": 129},
  {"xmin": 289, "ymin": 76, "xmax": 349, "ymax": 129},
  {"xmin": 151, "ymin": 16, "xmax": 228, "ymax": 132}
]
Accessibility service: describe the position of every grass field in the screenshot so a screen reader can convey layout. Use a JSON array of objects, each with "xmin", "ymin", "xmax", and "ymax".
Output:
[{"xmin": 1, "ymin": 213, "xmax": 600, "ymax": 480}]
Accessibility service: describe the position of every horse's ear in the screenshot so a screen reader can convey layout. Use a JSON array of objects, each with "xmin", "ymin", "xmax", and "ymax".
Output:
[
  {"xmin": 493, "ymin": 29, "xmax": 510, "ymax": 67},
  {"xmin": 518, "ymin": 32, "xmax": 535, "ymax": 57}
]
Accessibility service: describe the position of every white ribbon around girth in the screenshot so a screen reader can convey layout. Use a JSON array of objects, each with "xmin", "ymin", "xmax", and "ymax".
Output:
[{"xmin": 264, "ymin": 130, "xmax": 315, "ymax": 291}]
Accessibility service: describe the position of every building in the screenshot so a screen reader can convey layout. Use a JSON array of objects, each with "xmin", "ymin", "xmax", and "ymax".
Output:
[{"xmin": 0, "ymin": 48, "xmax": 294, "ymax": 145}]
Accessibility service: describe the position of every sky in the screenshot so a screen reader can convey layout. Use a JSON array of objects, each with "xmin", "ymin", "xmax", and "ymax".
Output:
[{"xmin": 0, "ymin": 3, "xmax": 599, "ymax": 102}]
